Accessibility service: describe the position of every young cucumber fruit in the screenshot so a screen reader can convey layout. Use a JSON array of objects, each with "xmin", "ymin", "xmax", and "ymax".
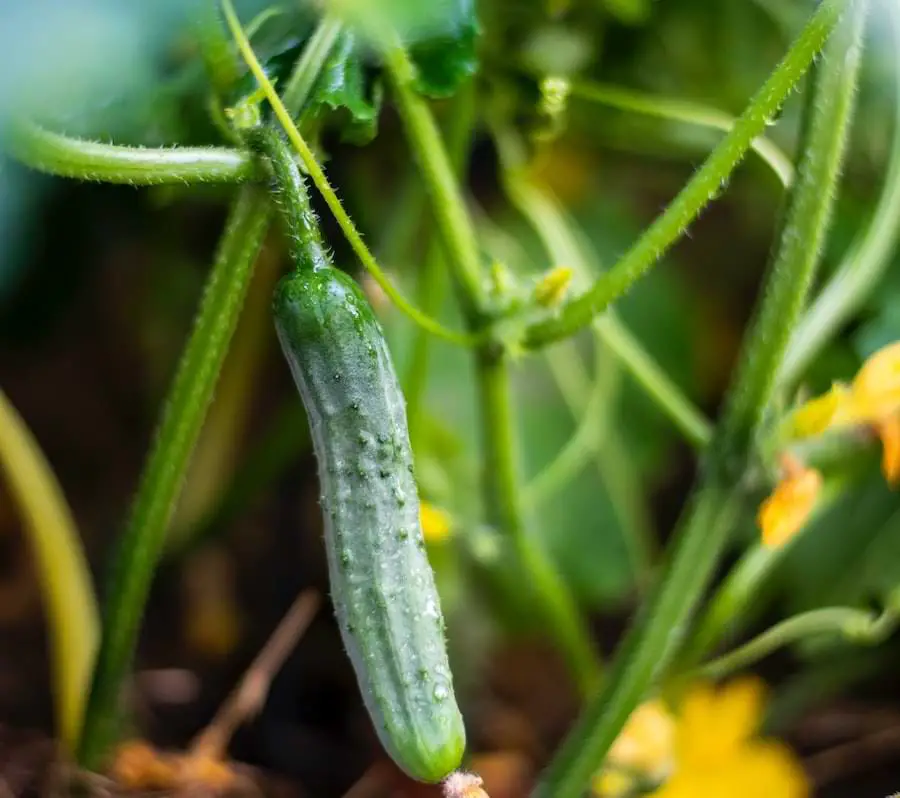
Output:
[{"xmin": 253, "ymin": 127, "xmax": 466, "ymax": 783}]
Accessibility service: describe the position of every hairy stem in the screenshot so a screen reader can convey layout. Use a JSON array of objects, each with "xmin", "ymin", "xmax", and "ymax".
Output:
[
  {"xmin": 719, "ymin": 0, "xmax": 865, "ymax": 457},
  {"xmin": 781, "ymin": 0, "xmax": 900, "ymax": 385},
  {"xmin": 78, "ymin": 188, "xmax": 270, "ymax": 769},
  {"xmin": 534, "ymin": 4, "xmax": 864, "ymax": 795},
  {"xmin": 522, "ymin": 0, "xmax": 847, "ymax": 350},
  {"xmin": 77, "ymin": 11, "xmax": 340, "ymax": 765},
  {"xmin": 382, "ymin": 46, "xmax": 485, "ymax": 321},
  {"xmin": 221, "ymin": 0, "xmax": 478, "ymax": 347},
  {"xmin": 5, "ymin": 119, "xmax": 254, "ymax": 185}
]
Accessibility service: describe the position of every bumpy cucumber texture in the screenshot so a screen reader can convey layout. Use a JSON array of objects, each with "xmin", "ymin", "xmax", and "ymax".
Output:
[{"xmin": 252, "ymin": 126, "xmax": 466, "ymax": 783}]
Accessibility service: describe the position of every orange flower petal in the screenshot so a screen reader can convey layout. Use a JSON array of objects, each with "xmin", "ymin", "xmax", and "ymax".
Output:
[
  {"xmin": 851, "ymin": 341, "xmax": 900, "ymax": 420},
  {"xmin": 875, "ymin": 414, "xmax": 900, "ymax": 487},
  {"xmin": 758, "ymin": 461, "xmax": 822, "ymax": 548}
]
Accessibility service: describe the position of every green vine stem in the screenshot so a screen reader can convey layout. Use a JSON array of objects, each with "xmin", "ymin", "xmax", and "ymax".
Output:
[
  {"xmin": 781, "ymin": 0, "xmax": 900, "ymax": 386},
  {"xmin": 534, "ymin": 4, "xmax": 865, "ymax": 795},
  {"xmin": 522, "ymin": 0, "xmax": 847, "ymax": 351},
  {"xmin": 221, "ymin": 0, "xmax": 479, "ymax": 348},
  {"xmin": 718, "ymin": 0, "xmax": 865, "ymax": 457},
  {"xmin": 4, "ymin": 119, "xmax": 254, "ymax": 185},
  {"xmin": 404, "ymin": 84, "xmax": 477, "ymax": 447},
  {"xmin": 696, "ymin": 603, "xmax": 898, "ymax": 681},
  {"xmin": 77, "ymin": 187, "xmax": 271, "ymax": 769},
  {"xmin": 477, "ymin": 201, "xmax": 657, "ymax": 585},
  {"xmin": 478, "ymin": 347, "xmax": 602, "ymax": 695},
  {"xmin": 372, "ymin": 27, "xmax": 601, "ymax": 688},
  {"xmin": 564, "ymin": 79, "xmax": 794, "ymax": 188},
  {"xmin": 536, "ymin": 481, "xmax": 743, "ymax": 798},
  {"xmin": 382, "ymin": 46, "xmax": 485, "ymax": 322}
]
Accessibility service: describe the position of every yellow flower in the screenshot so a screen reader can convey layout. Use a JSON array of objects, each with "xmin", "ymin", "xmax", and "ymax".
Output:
[
  {"xmin": 593, "ymin": 699, "xmax": 675, "ymax": 796},
  {"xmin": 789, "ymin": 383, "xmax": 851, "ymax": 438},
  {"xmin": 420, "ymin": 501, "xmax": 453, "ymax": 543},
  {"xmin": 849, "ymin": 341, "xmax": 900, "ymax": 419},
  {"xmin": 789, "ymin": 341, "xmax": 900, "ymax": 487},
  {"xmin": 757, "ymin": 453, "xmax": 822, "ymax": 549},
  {"xmin": 593, "ymin": 678, "xmax": 808, "ymax": 798}
]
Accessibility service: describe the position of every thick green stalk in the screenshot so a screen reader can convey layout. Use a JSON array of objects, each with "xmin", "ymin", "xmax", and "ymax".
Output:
[
  {"xmin": 5, "ymin": 119, "xmax": 253, "ymax": 185},
  {"xmin": 781, "ymin": 0, "xmax": 900, "ymax": 385},
  {"xmin": 374, "ymin": 34, "xmax": 601, "ymax": 686},
  {"xmin": 522, "ymin": 0, "xmax": 847, "ymax": 350},
  {"xmin": 479, "ymin": 348, "xmax": 602, "ymax": 696},
  {"xmin": 534, "ymin": 4, "xmax": 864, "ymax": 795},
  {"xmin": 382, "ymin": 47, "xmax": 485, "ymax": 321},
  {"xmin": 719, "ymin": 0, "xmax": 865, "ymax": 457},
  {"xmin": 536, "ymin": 480, "xmax": 742, "ymax": 798},
  {"xmin": 404, "ymin": 85, "xmax": 477, "ymax": 446},
  {"xmin": 78, "ymin": 188, "xmax": 270, "ymax": 769},
  {"xmin": 77, "ymin": 12, "xmax": 341, "ymax": 766}
]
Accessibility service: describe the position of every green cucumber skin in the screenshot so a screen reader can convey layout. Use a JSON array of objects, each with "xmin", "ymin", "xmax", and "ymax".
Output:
[{"xmin": 273, "ymin": 267, "xmax": 465, "ymax": 783}]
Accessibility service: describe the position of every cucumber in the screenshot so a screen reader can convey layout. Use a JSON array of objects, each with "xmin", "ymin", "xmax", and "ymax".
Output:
[{"xmin": 250, "ymin": 127, "xmax": 466, "ymax": 783}]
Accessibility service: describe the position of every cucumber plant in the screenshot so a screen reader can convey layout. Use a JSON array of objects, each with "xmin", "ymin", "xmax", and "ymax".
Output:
[
  {"xmin": 2, "ymin": 2, "xmax": 889, "ymax": 797},
  {"xmin": 250, "ymin": 124, "xmax": 466, "ymax": 783}
]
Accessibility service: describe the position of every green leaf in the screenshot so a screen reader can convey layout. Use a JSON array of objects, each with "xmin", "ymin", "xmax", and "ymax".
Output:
[
  {"xmin": 306, "ymin": 30, "xmax": 382, "ymax": 144},
  {"xmin": 368, "ymin": 0, "xmax": 479, "ymax": 98},
  {"xmin": 600, "ymin": 0, "xmax": 652, "ymax": 27},
  {"xmin": 407, "ymin": 0, "xmax": 479, "ymax": 99},
  {"xmin": 518, "ymin": 382, "xmax": 636, "ymax": 607}
]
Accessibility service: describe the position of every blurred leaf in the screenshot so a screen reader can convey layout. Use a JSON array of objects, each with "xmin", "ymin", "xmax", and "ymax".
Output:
[
  {"xmin": 407, "ymin": 0, "xmax": 479, "ymax": 98},
  {"xmin": 518, "ymin": 371, "xmax": 636, "ymax": 606},
  {"xmin": 571, "ymin": 200, "xmax": 696, "ymax": 475},
  {"xmin": 599, "ymin": 0, "xmax": 651, "ymax": 27},
  {"xmin": 0, "ymin": 389, "xmax": 99, "ymax": 752}
]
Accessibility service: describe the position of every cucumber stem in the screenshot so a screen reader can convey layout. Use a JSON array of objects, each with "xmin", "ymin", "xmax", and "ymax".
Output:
[{"xmin": 245, "ymin": 126, "xmax": 329, "ymax": 273}]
